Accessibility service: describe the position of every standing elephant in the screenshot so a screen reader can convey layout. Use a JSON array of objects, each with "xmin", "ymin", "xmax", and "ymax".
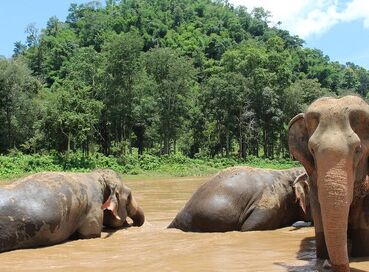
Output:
[
  {"xmin": 0, "ymin": 169, "xmax": 145, "ymax": 253},
  {"xmin": 168, "ymin": 166, "xmax": 311, "ymax": 232},
  {"xmin": 288, "ymin": 95, "xmax": 369, "ymax": 272}
]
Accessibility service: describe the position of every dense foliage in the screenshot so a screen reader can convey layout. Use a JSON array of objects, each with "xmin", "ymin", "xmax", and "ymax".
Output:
[
  {"xmin": 0, "ymin": 152, "xmax": 299, "ymax": 179},
  {"xmin": 2, "ymin": 0, "xmax": 369, "ymax": 161}
]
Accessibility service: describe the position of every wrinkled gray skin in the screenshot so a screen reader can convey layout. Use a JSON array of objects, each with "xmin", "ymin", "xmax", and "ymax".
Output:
[
  {"xmin": 288, "ymin": 96, "xmax": 369, "ymax": 271},
  {"xmin": 0, "ymin": 169, "xmax": 145, "ymax": 253},
  {"xmin": 168, "ymin": 167, "xmax": 311, "ymax": 232}
]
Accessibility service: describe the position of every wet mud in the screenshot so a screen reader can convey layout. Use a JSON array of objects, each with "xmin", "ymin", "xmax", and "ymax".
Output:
[{"xmin": 1, "ymin": 176, "xmax": 369, "ymax": 271}]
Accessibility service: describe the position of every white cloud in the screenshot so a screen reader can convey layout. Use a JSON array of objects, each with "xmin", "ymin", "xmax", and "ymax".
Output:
[
  {"xmin": 293, "ymin": 5, "xmax": 340, "ymax": 38},
  {"xmin": 228, "ymin": 0, "xmax": 369, "ymax": 39},
  {"xmin": 340, "ymin": 0, "xmax": 369, "ymax": 27},
  {"xmin": 228, "ymin": 0, "xmax": 310, "ymax": 23}
]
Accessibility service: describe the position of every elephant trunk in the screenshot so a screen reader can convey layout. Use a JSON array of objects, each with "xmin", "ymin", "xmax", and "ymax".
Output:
[
  {"xmin": 127, "ymin": 194, "xmax": 145, "ymax": 226},
  {"xmin": 318, "ymin": 160, "xmax": 352, "ymax": 272}
]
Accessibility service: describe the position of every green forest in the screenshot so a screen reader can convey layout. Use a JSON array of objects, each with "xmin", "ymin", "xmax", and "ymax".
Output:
[{"xmin": 1, "ymin": 0, "xmax": 368, "ymax": 177}]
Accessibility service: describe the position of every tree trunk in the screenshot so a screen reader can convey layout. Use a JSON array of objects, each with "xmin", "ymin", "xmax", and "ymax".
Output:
[
  {"xmin": 225, "ymin": 131, "xmax": 229, "ymax": 157},
  {"xmin": 6, "ymin": 108, "xmax": 12, "ymax": 150},
  {"xmin": 163, "ymin": 136, "xmax": 170, "ymax": 155},
  {"xmin": 238, "ymin": 119, "xmax": 243, "ymax": 158},
  {"xmin": 99, "ymin": 111, "xmax": 110, "ymax": 155},
  {"xmin": 85, "ymin": 139, "xmax": 90, "ymax": 158},
  {"xmin": 239, "ymin": 137, "xmax": 243, "ymax": 158},
  {"xmin": 67, "ymin": 132, "xmax": 71, "ymax": 154},
  {"xmin": 128, "ymin": 133, "xmax": 132, "ymax": 154},
  {"xmin": 263, "ymin": 128, "xmax": 267, "ymax": 157}
]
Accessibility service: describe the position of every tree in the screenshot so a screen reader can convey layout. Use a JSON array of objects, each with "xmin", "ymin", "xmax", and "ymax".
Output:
[
  {"xmin": 101, "ymin": 31, "xmax": 144, "ymax": 154},
  {"xmin": 131, "ymin": 71, "xmax": 159, "ymax": 156},
  {"xmin": 13, "ymin": 41, "xmax": 27, "ymax": 58},
  {"xmin": 39, "ymin": 18, "xmax": 78, "ymax": 86},
  {"xmin": 25, "ymin": 23, "xmax": 39, "ymax": 48},
  {"xmin": 41, "ymin": 84, "xmax": 103, "ymax": 154},
  {"xmin": 201, "ymin": 72, "xmax": 249, "ymax": 157},
  {"xmin": 142, "ymin": 48, "xmax": 197, "ymax": 154},
  {"xmin": 0, "ymin": 59, "xmax": 40, "ymax": 153},
  {"xmin": 340, "ymin": 66, "xmax": 359, "ymax": 90}
]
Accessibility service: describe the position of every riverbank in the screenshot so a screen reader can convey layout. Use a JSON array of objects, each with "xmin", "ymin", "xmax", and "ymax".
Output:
[{"xmin": 0, "ymin": 152, "xmax": 300, "ymax": 180}]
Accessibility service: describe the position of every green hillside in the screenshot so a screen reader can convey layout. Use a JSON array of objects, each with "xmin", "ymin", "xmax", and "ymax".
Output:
[{"xmin": 1, "ymin": 0, "xmax": 368, "ymax": 162}]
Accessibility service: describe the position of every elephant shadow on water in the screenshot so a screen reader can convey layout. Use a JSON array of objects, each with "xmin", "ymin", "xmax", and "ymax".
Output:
[{"xmin": 274, "ymin": 236, "xmax": 369, "ymax": 272}]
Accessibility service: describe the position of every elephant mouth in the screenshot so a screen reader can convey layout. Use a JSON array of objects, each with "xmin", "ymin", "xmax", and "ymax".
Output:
[
  {"xmin": 111, "ymin": 209, "xmax": 121, "ymax": 221},
  {"xmin": 103, "ymin": 209, "xmax": 123, "ymax": 227}
]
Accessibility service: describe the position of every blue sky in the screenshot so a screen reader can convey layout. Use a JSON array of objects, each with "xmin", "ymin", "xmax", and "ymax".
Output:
[
  {"xmin": 0, "ymin": 0, "xmax": 86, "ymax": 57},
  {"xmin": 1, "ymin": 0, "xmax": 369, "ymax": 69},
  {"xmin": 307, "ymin": 19, "xmax": 369, "ymax": 67},
  {"xmin": 230, "ymin": 0, "xmax": 369, "ymax": 69}
]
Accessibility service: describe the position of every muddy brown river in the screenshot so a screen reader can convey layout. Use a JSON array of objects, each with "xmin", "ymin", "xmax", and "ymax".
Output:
[{"xmin": 1, "ymin": 176, "xmax": 369, "ymax": 271}]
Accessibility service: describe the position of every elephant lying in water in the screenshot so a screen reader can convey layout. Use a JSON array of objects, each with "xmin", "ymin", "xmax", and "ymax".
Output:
[
  {"xmin": 0, "ymin": 169, "xmax": 145, "ymax": 253},
  {"xmin": 168, "ymin": 167, "xmax": 311, "ymax": 232}
]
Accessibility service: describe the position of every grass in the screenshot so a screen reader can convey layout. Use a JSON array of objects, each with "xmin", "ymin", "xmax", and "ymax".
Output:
[{"xmin": 0, "ymin": 152, "xmax": 301, "ymax": 181}]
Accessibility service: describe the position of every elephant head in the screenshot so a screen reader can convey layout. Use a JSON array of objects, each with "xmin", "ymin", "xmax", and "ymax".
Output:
[
  {"xmin": 97, "ymin": 170, "xmax": 145, "ymax": 228},
  {"xmin": 288, "ymin": 96, "xmax": 369, "ymax": 271}
]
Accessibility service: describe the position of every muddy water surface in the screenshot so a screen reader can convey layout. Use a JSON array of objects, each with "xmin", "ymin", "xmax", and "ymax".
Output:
[{"xmin": 1, "ymin": 176, "xmax": 369, "ymax": 271}]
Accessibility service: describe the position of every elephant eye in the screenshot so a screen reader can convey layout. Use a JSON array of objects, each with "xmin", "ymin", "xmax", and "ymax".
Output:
[
  {"xmin": 354, "ymin": 144, "xmax": 363, "ymax": 166},
  {"xmin": 355, "ymin": 144, "xmax": 362, "ymax": 154}
]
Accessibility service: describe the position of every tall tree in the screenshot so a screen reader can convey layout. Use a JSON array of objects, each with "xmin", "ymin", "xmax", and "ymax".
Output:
[
  {"xmin": 0, "ymin": 59, "xmax": 40, "ymax": 152},
  {"xmin": 102, "ymin": 31, "xmax": 144, "ymax": 154},
  {"xmin": 142, "ymin": 48, "xmax": 197, "ymax": 154},
  {"xmin": 41, "ymin": 83, "xmax": 103, "ymax": 154}
]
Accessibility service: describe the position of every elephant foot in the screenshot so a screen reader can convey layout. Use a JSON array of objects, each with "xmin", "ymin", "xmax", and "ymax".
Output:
[
  {"xmin": 323, "ymin": 260, "xmax": 350, "ymax": 272},
  {"xmin": 322, "ymin": 260, "xmax": 331, "ymax": 269},
  {"xmin": 330, "ymin": 263, "xmax": 350, "ymax": 272}
]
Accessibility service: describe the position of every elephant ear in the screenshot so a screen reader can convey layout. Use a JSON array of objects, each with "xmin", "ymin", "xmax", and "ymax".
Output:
[
  {"xmin": 288, "ymin": 113, "xmax": 314, "ymax": 176},
  {"xmin": 293, "ymin": 173, "xmax": 310, "ymax": 214},
  {"xmin": 101, "ymin": 185, "xmax": 121, "ymax": 220}
]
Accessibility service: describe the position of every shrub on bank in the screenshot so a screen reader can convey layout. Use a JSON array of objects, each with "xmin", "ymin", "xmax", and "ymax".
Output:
[{"xmin": 0, "ymin": 152, "xmax": 300, "ymax": 180}]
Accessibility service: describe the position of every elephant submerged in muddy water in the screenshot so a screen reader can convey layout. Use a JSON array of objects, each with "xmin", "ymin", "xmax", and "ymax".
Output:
[
  {"xmin": 0, "ymin": 169, "xmax": 145, "ymax": 253},
  {"xmin": 168, "ymin": 167, "xmax": 311, "ymax": 232},
  {"xmin": 288, "ymin": 95, "xmax": 369, "ymax": 272}
]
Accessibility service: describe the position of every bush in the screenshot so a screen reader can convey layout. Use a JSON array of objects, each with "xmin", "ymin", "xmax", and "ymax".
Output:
[{"xmin": 0, "ymin": 152, "xmax": 301, "ymax": 180}]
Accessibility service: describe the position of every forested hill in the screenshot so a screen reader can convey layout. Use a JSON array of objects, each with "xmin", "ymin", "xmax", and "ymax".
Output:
[{"xmin": 1, "ymin": 0, "xmax": 368, "ymax": 160}]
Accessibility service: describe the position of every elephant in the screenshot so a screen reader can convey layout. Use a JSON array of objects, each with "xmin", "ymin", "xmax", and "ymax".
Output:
[
  {"xmin": 168, "ymin": 166, "xmax": 311, "ymax": 232},
  {"xmin": 288, "ymin": 95, "xmax": 369, "ymax": 272},
  {"xmin": 0, "ymin": 169, "xmax": 145, "ymax": 253}
]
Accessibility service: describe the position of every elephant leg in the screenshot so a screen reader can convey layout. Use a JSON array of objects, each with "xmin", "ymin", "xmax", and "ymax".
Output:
[
  {"xmin": 349, "ymin": 229, "xmax": 369, "ymax": 257},
  {"xmin": 240, "ymin": 208, "xmax": 275, "ymax": 231},
  {"xmin": 349, "ymin": 197, "xmax": 369, "ymax": 257},
  {"xmin": 76, "ymin": 212, "xmax": 103, "ymax": 239},
  {"xmin": 310, "ymin": 188, "xmax": 329, "ymax": 259}
]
